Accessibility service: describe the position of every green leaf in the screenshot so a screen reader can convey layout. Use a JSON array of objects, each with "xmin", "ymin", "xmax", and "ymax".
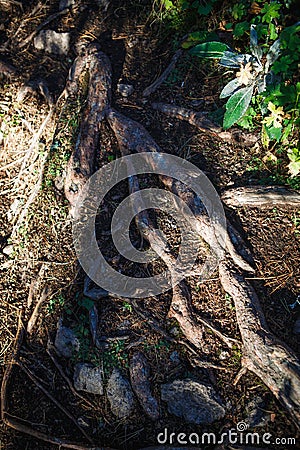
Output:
[
  {"xmin": 260, "ymin": 2, "xmax": 281, "ymax": 23},
  {"xmin": 236, "ymin": 106, "xmax": 257, "ymax": 130},
  {"xmin": 162, "ymin": 0, "xmax": 174, "ymax": 9},
  {"xmin": 233, "ymin": 21, "xmax": 250, "ymax": 38},
  {"xmin": 181, "ymin": 31, "xmax": 217, "ymax": 49},
  {"xmin": 197, "ymin": 3, "xmax": 213, "ymax": 15},
  {"xmin": 272, "ymin": 55, "xmax": 293, "ymax": 74},
  {"xmin": 269, "ymin": 23, "xmax": 278, "ymax": 40},
  {"xmin": 288, "ymin": 160, "xmax": 300, "ymax": 177},
  {"xmin": 265, "ymin": 39, "xmax": 281, "ymax": 71},
  {"xmin": 79, "ymin": 297, "xmax": 94, "ymax": 311},
  {"xmin": 220, "ymin": 79, "xmax": 241, "ymax": 99},
  {"xmin": 223, "ymin": 85, "xmax": 254, "ymax": 129},
  {"xmin": 265, "ymin": 124, "xmax": 282, "ymax": 142},
  {"xmin": 189, "ymin": 41, "xmax": 230, "ymax": 58},
  {"xmin": 232, "ymin": 3, "xmax": 246, "ymax": 20}
]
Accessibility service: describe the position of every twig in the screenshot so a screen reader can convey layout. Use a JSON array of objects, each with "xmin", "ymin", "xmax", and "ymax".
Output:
[
  {"xmin": 27, "ymin": 286, "xmax": 50, "ymax": 334},
  {"xmin": 151, "ymin": 102, "xmax": 258, "ymax": 147},
  {"xmin": 17, "ymin": 360, "xmax": 94, "ymax": 444},
  {"xmin": 143, "ymin": 49, "xmax": 183, "ymax": 97},
  {"xmin": 1, "ymin": 310, "xmax": 24, "ymax": 421},
  {"xmin": 3, "ymin": 414, "xmax": 105, "ymax": 450},
  {"xmin": 46, "ymin": 340, "xmax": 96, "ymax": 410},
  {"xmin": 27, "ymin": 264, "xmax": 46, "ymax": 308},
  {"xmin": 19, "ymin": 8, "xmax": 70, "ymax": 49}
]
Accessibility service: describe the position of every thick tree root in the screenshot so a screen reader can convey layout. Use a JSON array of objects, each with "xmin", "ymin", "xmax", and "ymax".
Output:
[
  {"xmin": 64, "ymin": 44, "xmax": 112, "ymax": 210},
  {"xmin": 107, "ymin": 108, "xmax": 254, "ymax": 273},
  {"xmin": 62, "ymin": 49, "xmax": 300, "ymax": 426},
  {"xmin": 222, "ymin": 185, "xmax": 300, "ymax": 208},
  {"xmin": 219, "ymin": 261, "xmax": 300, "ymax": 427}
]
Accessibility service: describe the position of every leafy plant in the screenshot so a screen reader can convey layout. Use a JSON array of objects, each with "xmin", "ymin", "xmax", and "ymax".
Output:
[{"xmin": 190, "ymin": 25, "xmax": 281, "ymax": 128}]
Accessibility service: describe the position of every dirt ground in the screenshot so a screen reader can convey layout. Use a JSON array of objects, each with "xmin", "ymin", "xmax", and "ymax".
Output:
[{"xmin": 0, "ymin": 1, "xmax": 300, "ymax": 449}]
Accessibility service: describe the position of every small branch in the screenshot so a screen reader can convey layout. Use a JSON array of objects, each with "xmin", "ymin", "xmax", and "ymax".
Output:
[
  {"xmin": 46, "ymin": 340, "xmax": 96, "ymax": 410},
  {"xmin": 3, "ymin": 414, "xmax": 105, "ymax": 450},
  {"xmin": 1, "ymin": 310, "xmax": 24, "ymax": 421},
  {"xmin": 143, "ymin": 49, "xmax": 183, "ymax": 97},
  {"xmin": 19, "ymin": 8, "xmax": 70, "ymax": 49},
  {"xmin": 17, "ymin": 360, "xmax": 94, "ymax": 444},
  {"xmin": 222, "ymin": 185, "xmax": 300, "ymax": 208},
  {"xmin": 27, "ymin": 286, "xmax": 50, "ymax": 334}
]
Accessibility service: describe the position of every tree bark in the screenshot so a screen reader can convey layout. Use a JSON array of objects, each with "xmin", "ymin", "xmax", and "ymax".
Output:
[
  {"xmin": 222, "ymin": 185, "xmax": 300, "ymax": 208},
  {"xmin": 219, "ymin": 261, "xmax": 300, "ymax": 427}
]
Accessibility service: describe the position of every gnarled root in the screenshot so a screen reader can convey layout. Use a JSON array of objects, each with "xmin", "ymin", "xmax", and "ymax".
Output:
[{"xmin": 219, "ymin": 261, "xmax": 300, "ymax": 427}]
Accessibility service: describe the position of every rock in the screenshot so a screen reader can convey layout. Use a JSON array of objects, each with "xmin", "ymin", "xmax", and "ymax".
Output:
[
  {"xmin": 117, "ymin": 83, "xmax": 134, "ymax": 97},
  {"xmin": 169, "ymin": 351, "xmax": 180, "ymax": 364},
  {"xmin": 130, "ymin": 351, "xmax": 159, "ymax": 420},
  {"xmin": 2, "ymin": 244, "xmax": 14, "ymax": 256},
  {"xmin": 34, "ymin": 30, "xmax": 70, "ymax": 56},
  {"xmin": 59, "ymin": 0, "xmax": 75, "ymax": 10},
  {"xmin": 245, "ymin": 396, "xmax": 269, "ymax": 428},
  {"xmin": 293, "ymin": 315, "xmax": 300, "ymax": 334},
  {"xmin": 161, "ymin": 379, "xmax": 225, "ymax": 424},
  {"xmin": 54, "ymin": 320, "xmax": 80, "ymax": 358},
  {"xmin": 95, "ymin": 0, "xmax": 110, "ymax": 10},
  {"xmin": 59, "ymin": 0, "xmax": 73, "ymax": 9},
  {"xmin": 106, "ymin": 368, "xmax": 135, "ymax": 418},
  {"xmin": 73, "ymin": 363, "xmax": 104, "ymax": 395}
]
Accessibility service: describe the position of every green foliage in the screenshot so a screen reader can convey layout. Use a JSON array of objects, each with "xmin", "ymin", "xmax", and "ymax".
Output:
[
  {"xmin": 47, "ymin": 294, "xmax": 65, "ymax": 314},
  {"xmin": 102, "ymin": 340, "xmax": 129, "ymax": 376},
  {"xmin": 187, "ymin": 0, "xmax": 300, "ymax": 176},
  {"xmin": 189, "ymin": 41, "xmax": 230, "ymax": 58}
]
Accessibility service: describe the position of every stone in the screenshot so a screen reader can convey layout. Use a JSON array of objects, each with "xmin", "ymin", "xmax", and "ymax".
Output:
[
  {"xmin": 34, "ymin": 30, "xmax": 70, "ymax": 56},
  {"xmin": 54, "ymin": 320, "xmax": 80, "ymax": 358},
  {"xmin": 161, "ymin": 379, "xmax": 225, "ymax": 424},
  {"xmin": 130, "ymin": 351, "xmax": 159, "ymax": 420},
  {"xmin": 117, "ymin": 83, "xmax": 134, "ymax": 97},
  {"xmin": 73, "ymin": 363, "xmax": 104, "ymax": 395},
  {"xmin": 169, "ymin": 350, "xmax": 180, "ymax": 364},
  {"xmin": 2, "ymin": 244, "xmax": 14, "ymax": 256},
  {"xmin": 106, "ymin": 368, "xmax": 135, "ymax": 418},
  {"xmin": 59, "ymin": 0, "xmax": 75, "ymax": 10},
  {"xmin": 245, "ymin": 396, "xmax": 270, "ymax": 428},
  {"xmin": 293, "ymin": 315, "xmax": 300, "ymax": 334}
]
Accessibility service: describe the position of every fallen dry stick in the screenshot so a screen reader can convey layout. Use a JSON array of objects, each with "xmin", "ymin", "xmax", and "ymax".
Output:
[
  {"xmin": 17, "ymin": 360, "xmax": 94, "ymax": 444},
  {"xmin": 27, "ymin": 286, "xmax": 50, "ymax": 334},
  {"xmin": 219, "ymin": 261, "xmax": 300, "ymax": 427},
  {"xmin": 222, "ymin": 185, "xmax": 300, "ymax": 208}
]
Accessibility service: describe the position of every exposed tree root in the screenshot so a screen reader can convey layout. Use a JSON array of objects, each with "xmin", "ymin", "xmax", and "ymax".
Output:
[
  {"xmin": 222, "ymin": 185, "xmax": 300, "ymax": 208},
  {"xmin": 107, "ymin": 108, "xmax": 254, "ymax": 273},
  {"xmin": 64, "ymin": 44, "xmax": 112, "ymax": 211},
  {"xmin": 219, "ymin": 261, "xmax": 300, "ymax": 427},
  {"xmin": 152, "ymin": 102, "xmax": 258, "ymax": 147},
  {"xmin": 61, "ymin": 48, "xmax": 300, "ymax": 427}
]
